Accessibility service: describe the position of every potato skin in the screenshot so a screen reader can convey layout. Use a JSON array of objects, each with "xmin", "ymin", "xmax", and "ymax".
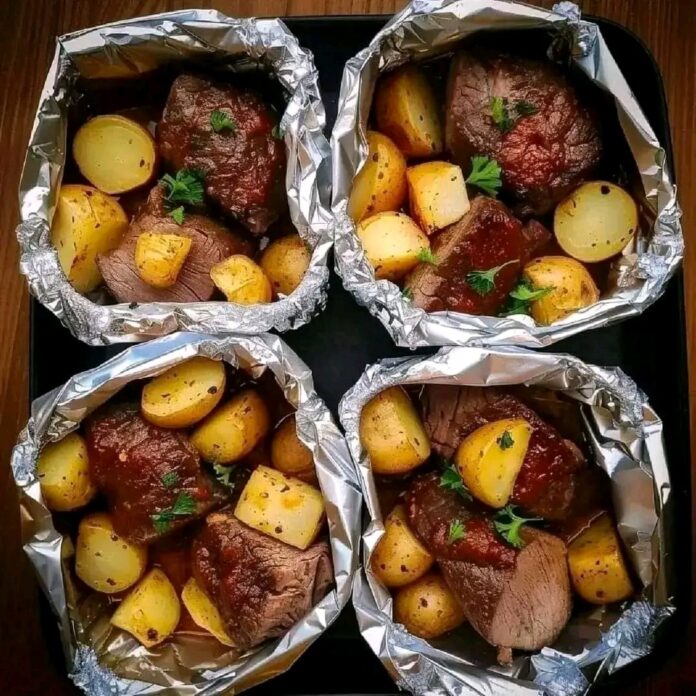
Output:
[
  {"xmin": 259, "ymin": 234, "xmax": 311, "ymax": 297},
  {"xmin": 135, "ymin": 233, "xmax": 192, "ymax": 288},
  {"xmin": 371, "ymin": 504, "xmax": 434, "ymax": 588},
  {"xmin": 210, "ymin": 255, "xmax": 273, "ymax": 305},
  {"xmin": 270, "ymin": 414, "xmax": 315, "ymax": 480},
  {"xmin": 181, "ymin": 577, "xmax": 234, "ymax": 646}
]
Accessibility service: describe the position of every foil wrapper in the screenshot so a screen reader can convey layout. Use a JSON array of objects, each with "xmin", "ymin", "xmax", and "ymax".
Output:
[
  {"xmin": 332, "ymin": 0, "xmax": 683, "ymax": 348},
  {"xmin": 11, "ymin": 332, "xmax": 360, "ymax": 695},
  {"xmin": 339, "ymin": 345, "xmax": 673, "ymax": 695},
  {"xmin": 17, "ymin": 10, "xmax": 332, "ymax": 345}
]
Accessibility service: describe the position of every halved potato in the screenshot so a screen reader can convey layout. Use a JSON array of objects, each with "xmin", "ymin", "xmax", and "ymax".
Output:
[
  {"xmin": 50, "ymin": 184, "xmax": 128, "ymax": 293},
  {"xmin": 73, "ymin": 114, "xmax": 157, "ymax": 194},
  {"xmin": 259, "ymin": 234, "xmax": 311, "ymax": 297},
  {"xmin": 210, "ymin": 255, "xmax": 272, "ymax": 305},
  {"xmin": 135, "ymin": 233, "xmax": 192, "ymax": 288},
  {"xmin": 141, "ymin": 357, "xmax": 226, "ymax": 428},
  {"xmin": 181, "ymin": 577, "xmax": 234, "ymax": 646},
  {"xmin": 270, "ymin": 415, "xmax": 315, "ymax": 480},
  {"xmin": 348, "ymin": 131, "xmax": 408, "ymax": 222}
]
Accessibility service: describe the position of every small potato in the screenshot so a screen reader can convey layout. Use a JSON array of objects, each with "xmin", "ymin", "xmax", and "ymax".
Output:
[
  {"xmin": 555, "ymin": 181, "xmax": 639, "ymax": 263},
  {"xmin": 455, "ymin": 418, "xmax": 532, "ymax": 509},
  {"xmin": 371, "ymin": 504, "xmax": 434, "ymax": 588},
  {"xmin": 135, "ymin": 233, "xmax": 192, "ymax": 288},
  {"xmin": 51, "ymin": 184, "xmax": 128, "ymax": 293},
  {"xmin": 359, "ymin": 386, "xmax": 431, "ymax": 475},
  {"xmin": 568, "ymin": 515, "xmax": 633, "ymax": 604},
  {"xmin": 75, "ymin": 513, "xmax": 147, "ymax": 593},
  {"xmin": 190, "ymin": 389, "xmax": 270, "ymax": 464},
  {"xmin": 348, "ymin": 131, "xmax": 407, "ymax": 222},
  {"xmin": 37, "ymin": 432, "xmax": 96, "ymax": 512},
  {"xmin": 356, "ymin": 212, "xmax": 430, "ymax": 281},
  {"xmin": 270, "ymin": 415, "xmax": 315, "ymax": 480},
  {"xmin": 73, "ymin": 114, "xmax": 157, "ymax": 194},
  {"xmin": 181, "ymin": 577, "xmax": 234, "ymax": 646},
  {"xmin": 141, "ymin": 357, "xmax": 226, "ymax": 428},
  {"xmin": 111, "ymin": 569, "xmax": 181, "ymax": 647},
  {"xmin": 522, "ymin": 256, "xmax": 600, "ymax": 325},
  {"xmin": 210, "ymin": 255, "xmax": 272, "ymax": 305},
  {"xmin": 259, "ymin": 234, "xmax": 311, "ymax": 297},
  {"xmin": 394, "ymin": 571, "xmax": 466, "ymax": 640},
  {"xmin": 407, "ymin": 161, "xmax": 470, "ymax": 234},
  {"xmin": 374, "ymin": 65, "xmax": 443, "ymax": 158}
]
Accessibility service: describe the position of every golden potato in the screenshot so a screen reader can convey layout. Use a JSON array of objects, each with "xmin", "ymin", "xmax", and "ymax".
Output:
[
  {"xmin": 393, "ymin": 571, "xmax": 466, "ymax": 640},
  {"xmin": 134, "ymin": 233, "xmax": 192, "ymax": 288},
  {"xmin": 348, "ymin": 131, "xmax": 408, "ymax": 222},
  {"xmin": 371, "ymin": 504, "xmax": 434, "ymax": 588},
  {"xmin": 111, "ymin": 569, "xmax": 181, "ymax": 647},
  {"xmin": 555, "ymin": 181, "xmax": 639, "ymax": 263},
  {"xmin": 50, "ymin": 184, "xmax": 128, "ymax": 293},
  {"xmin": 234, "ymin": 465, "xmax": 325, "ymax": 550},
  {"xmin": 356, "ymin": 212, "xmax": 430, "ymax": 282},
  {"xmin": 407, "ymin": 161, "xmax": 470, "ymax": 235},
  {"xmin": 522, "ymin": 256, "xmax": 600, "ymax": 325},
  {"xmin": 568, "ymin": 515, "xmax": 633, "ymax": 604},
  {"xmin": 75, "ymin": 513, "xmax": 147, "ymax": 593},
  {"xmin": 374, "ymin": 65, "xmax": 443, "ymax": 158},
  {"xmin": 36, "ymin": 432, "xmax": 96, "ymax": 512},
  {"xmin": 359, "ymin": 386, "xmax": 431, "ymax": 475},
  {"xmin": 73, "ymin": 114, "xmax": 157, "ymax": 194},
  {"xmin": 141, "ymin": 357, "xmax": 226, "ymax": 428},
  {"xmin": 270, "ymin": 415, "xmax": 315, "ymax": 479},
  {"xmin": 259, "ymin": 234, "xmax": 311, "ymax": 297},
  {"xmin": 190, "ymin": 389, "xmax": 270, "ymax": 464},
  {"xmin": 455, "ymin": 418, "xmax": 532, "ymax": 509},
  {"xmin": 210, "ymin": 255, "xmax": 272, "ymax": 305},
  {"xmin": 181, "ymin": 577, "xmax": 234, "ymax": 646}
]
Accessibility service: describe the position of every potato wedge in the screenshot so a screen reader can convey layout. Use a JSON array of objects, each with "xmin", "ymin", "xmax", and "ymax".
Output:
[
  {"xmin": 234, "ymin": 465, "xmax": 325, "ymax": 550},
  {"xmin": 259, "ymin": 234, "xmax": 311, "ymax": 297},
  {"xmin": 141, "ymin": 357, "xmax": 226, "ymax": 428},
  {"xmin": 371, "ymin": 504, "xmax": 434, "ymax": 588},
  {"xmin": 73, "ymin": 114, "xmax": 157, "ymax": 194},
  {"xmin": 359, "ymin": 386, "xmax": 431, "ymax": 475},
  {"xmin": 190, "ymin": 389, "xmax": 270, "ymax": 464},
  {"xmin": 270, "ymin": 415, "xmax": 315, "ymax": 480},
  {"xmin": 134, "ymin": 232, "xmax": 191, "ymax": 288},
  {"xmin": 374, "ymin": 65, "xmax": 444, "ymax": 158},
  {"xmin": 37, "ymin": 432, "xmax": 96, "ymax": 512},
  {"xmin": 75, "ymin": 513, "xmax": 147, "ymax": 593},
  {"xmin": 181, "ymin": 577, "xmax": 235, "ymax": 646},
  {"xmin": 455, "ymin": 418, "xmax": 532, "ymax": 509},
  {"xmin": 111, "ymin": 568, "xmax": 181, "ymax": 647},
  {"xmin": 407, "ymin": 161, "xmax": 470, "ymax": 234},
  {"xmin": 210, "ymin": 255, "xmax": 272, "ymax": 305},
  {"xmin": 356, "ymin": 212, "xmax": 430, "ymax": 282},
  {"xmin": 568, "ymin": 515, "xmax": 633, "ymax": 604},
  {"xmin": 50, "ymin": 184, "xmax": 128, "ymax": 293},
  {"xmin": 348, "ymin": 131, "xmax": 408, "ymax": 222}
]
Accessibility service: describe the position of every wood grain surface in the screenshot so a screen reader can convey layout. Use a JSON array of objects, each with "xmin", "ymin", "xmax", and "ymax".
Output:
[{"xmin": 0, "ymin": 1, "xmax": 693, "ymax": 694}]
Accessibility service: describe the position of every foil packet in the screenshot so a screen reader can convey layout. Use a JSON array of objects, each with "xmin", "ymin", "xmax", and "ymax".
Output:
[
  {"xmin": 339, "ymin": 345, "xmax": 673, "ymax": 695},
  {"xmin": 11, "ymin": 332, "xmax": 360, "ymax": 695},
  {"xmin": 331, "ymin": 0, "xmax": 683, "ymax": 348},
  {"xmin": 17, "ymin": 10, "xmax": 332, "ymax": 345}
]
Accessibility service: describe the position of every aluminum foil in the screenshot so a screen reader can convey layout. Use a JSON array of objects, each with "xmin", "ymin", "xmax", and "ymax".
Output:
[
  {"xmin": 331, "ymin": 0, "xmax": 683, "ymax": 349},
  {"xmin": 339, "ymin": 345, "xmax": 673, "ymax": 695},
  {"xmin": 17, "ymin": 10, "xmax": 333, "ymax": 345},
  {"xmin": 11, "ymin": 332, "xmax": 361, "ymax": 695}
]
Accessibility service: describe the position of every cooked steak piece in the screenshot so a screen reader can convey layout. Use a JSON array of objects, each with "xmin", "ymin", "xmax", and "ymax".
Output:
[
  {"xmin": 446, "ymin": 51, "xmax": 602, "ymax": 216},
  {"xmin": 420, "ymin": 385, "xmax": 586, "ymax": 520},
  {"xmin": 405, "ymin": 197, "xmax": 549, "ymax": 315},
  {"xmin": 158, "ymin": 74, "xmax": 287, "ymax": 235},
  {"xmin": 406, "ymin": 473, "xmax": 571, "ymax": 663},
  {"xmin": 98, "ymin": 185, "xmax": 253, "ymax": 304},
  {"xmin": 84, "ymin": 404, "xmax": 226, "ymax": 543},
  {"xmin": 192, "ymin": 510, "xmax": 333, "ymax": 650}
]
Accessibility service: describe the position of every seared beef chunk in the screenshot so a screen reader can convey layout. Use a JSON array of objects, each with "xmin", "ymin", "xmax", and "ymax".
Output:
[
  {"xmin": 192, "ymin": 510, "xmax": 332, "ymax": 650},
  {"xmin": 406, "ymin": 473, "xmax": 571, "ymax": 663},
  {"xmin": 84, "ymin": 404, "xmax": 226, "ymax": 543},
  {"xmin": 158, "ymin": 74, "xmax": 287, "ymax": 235},
  {"xmin": 421, "ymin": 385, "xmax": 585, "ymax": 520},
  {"xmin": 446, "ymin": 51, "xmax": 602, "ymax": 216},
  {"xmin": 405, "ymin": 197, "xmax": 550, "ymax": 315}
]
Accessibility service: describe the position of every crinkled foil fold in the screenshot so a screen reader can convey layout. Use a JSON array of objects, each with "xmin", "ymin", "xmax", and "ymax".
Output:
[
  {"xmin": 339, "ymin": 345, "xmax": 673, "ymax": 695},
  {"xmin": 331, "ymin": 0, "xmax": 683, "ymax": 348},
  {"xmin": 17, "ymin": 10, "xmax": 333, "ymax": 345},
  {"xmin": 11, "ymin": 332, "xmax": 361, "ymax": 695}
]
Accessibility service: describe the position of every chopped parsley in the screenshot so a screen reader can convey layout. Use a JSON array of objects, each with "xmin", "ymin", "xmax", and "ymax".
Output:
[
  {"xmin": 161, "ymin": 471, "xmax": 179, "ymax": 488},
  {"xmin": 515, "ymin": 100, "xmax": 538, "ymax": 117},
  {"xmin": 439, "ymin": 462, "xmax": 472, "ymax": 501},
  {"xmin": 490, "ymin": 97, "xmax": 539, "ymax": 133},
  {"xmin": 493, "ymin": 505, "xmax": 542, "ymax": 549},
  {"xmin": 500, "ymin": 279, "xmax": 553, "ymax": 316},
  {"xmin": 448, "ymin": 519, "xmax": 466, "ymax": 544},
  {"xmin": 465, "ymin": 155, "xmax": 502, "ymax": 197},
  {"xmin": 212, "ymin": 463, "xmax": 235, "ymax": 490},
  {"xmin": 150, "ymin": 491, "xmax": 197, "ymax": 534},
  {"xmin": 417, "ymin": 248, "xmax": 438, "ymax": 265},
  {"xmin": 210, "ymin": 109, "xmax": 236, "ymax": 133},
  {"xmin": 160, "ymin": 169, "xmax": 205, "ymax": 207},
  {"xmin": 169, "ymin": 206, "xmax": 185, "ymax": 225},
  {"xmin": 465, "ymin": 259, "xmax": 519, "ymax": 296},
  {"xmin": 402, "ymin": 287, "xmax": 414, "ymax": 301},
  {"xmin": 497, "ymin": 430, "xmax": 514, "ymax": 450}
]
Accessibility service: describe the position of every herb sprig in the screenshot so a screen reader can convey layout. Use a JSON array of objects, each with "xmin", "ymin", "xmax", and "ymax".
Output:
[
  {"xmin": 440, "ymin": 461, "xmax": 472, "ymax": 501},
  {"xmin": 448, "ymin": 519, "xmax": 466, "ymax": 544},
  {"xmin": 493, "ymin": 505, "xmax": 542, "ymax": 549},
  {"xmin": 161, "ymin": 471, "xmax": 180, "ymax": 488},
  {"xmin": 497, "ymin": 430, "xmax": 514, "ymax": 450},
  {"xmin": 500, "ymin": 279, "xmax": 553, "ymax": 316},
  {"xmin": 210, "ymin": 109, "xmax": 236, "ymax": 133},
  {"xmin": 490, "ymin": 97, "xmax": 539, "ymax": 133},
  {"xmin": 466, "ymin": 259, "xmax": 519, "ymax": 296},
  {"xmin": 417, "ymin": 248, "xmax": 438, "ymax": 265},
  {"xmin": 151, "ymin": 491, "xmax": 197, "ymax": 534},
  {"xmin": 465, "ymin": 156, "xmax": 502, "ymax": 197},
  {"xmin": 160, "ymin": 169, "xmax": 206, "ymax": 224},
  {"xmin": 212, "ymin": 463, "xmax": 235, "ymax": 490}
]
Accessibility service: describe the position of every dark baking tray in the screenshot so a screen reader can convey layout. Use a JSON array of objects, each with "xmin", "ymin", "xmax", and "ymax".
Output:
[{"xmin": 29, "ymin": 15, "xmax": 690, "ymax": 696}]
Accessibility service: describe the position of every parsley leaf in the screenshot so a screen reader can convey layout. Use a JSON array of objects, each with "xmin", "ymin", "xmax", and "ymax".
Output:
[
  {"xmin": 150, "ymin": 491, "xmax": 197, "ymax": 534},
  {"xmin": 402, "ymin": 287, "xmax": 414, "ymax": 301},
  {"xmin": 212, "ymin": 463, "xmax": 235, "ymax": 490},
  {"xmin": 160, "ymin": 169, "xmax": 205, "ymax": 207},
  {"xmin": 465, "ymin": 259, "xmax": 519, "ymax": 296},
  {"xmin": 210, "ymin": 109, "xmax": 236, "ymax": 133},
  {"xmin": 500, "ymin": 279, "xmax": 553, "ymax": 316},
  {"xmin": 493, "ymin": 505, "xmax": 542, "ymax": 549},
  {"xmin": 490, "ymin": 96, "xmax": 514, "ymax": 133},
  {"xmin": 465, "ymin": 155, "xmax": 502, "ymax": 197},
  {"xmin": 169, "ymin": 206, "xmax": 185, "ymax": 225},
  {"xmin": 497, "ymin": 430, "xmax": 514, "ymax": 450},
  {"xmin": 161, "ymin": 471, "xmax": 179, "ymax": 488},
  {"xmin": 448, "ymin": 519, "xmax": 466, "ymax": 544},
  {"xmin": 417, "ymin": 248, "xmax": 438, "ymax": 265},
  {"xmin": 439, "ymin": 462, "xmax": 472, "ymax": 501},
  {"xmin": 515, "ymin": 100, "xmax": 538, "ymax": 117}
]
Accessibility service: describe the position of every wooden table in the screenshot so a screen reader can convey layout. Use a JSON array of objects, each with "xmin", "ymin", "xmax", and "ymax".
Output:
[{"xmin": 0, "ymin": 1, "xmax": 693, "ymax": 694}]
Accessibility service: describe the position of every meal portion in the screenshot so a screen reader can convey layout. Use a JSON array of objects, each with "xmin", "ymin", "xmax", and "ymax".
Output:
[
  {"xmin": 361, "ymin": 384, "xmax": 634, "ymax": 664},
  {"xmin": 348, "ymin": 50, "xmax": 640, "ymax": 325},
  {"xmin": 52, "ymin": 73, "xmax": 311, "ymax": 305},
  {"xmin": 36, "ymin": 357, "xmax": 332, "ymax": 650}
]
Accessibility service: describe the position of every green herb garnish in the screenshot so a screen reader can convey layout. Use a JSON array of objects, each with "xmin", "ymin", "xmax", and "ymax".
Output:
[
  {"xmin": 272, "ymin": 124, "xmax": 283, "ymax": 140},
  {"xmin": 417, "ymin": 248, "xmax": 438, "ymax": 265},
  {"xmin": 493, "ymin": 505, "xmax": 542, "ymax": 549},
  {"xmin": 500, "ymin": 279, "xmax": 553, "ymax": 316},
  {"xmin": 402, "ymin": 287, "xmax": 414, "ymax": 301},
  {"xmin": 161, "ymin": 471, "xmax": 179, "ymax": 488},
  {"xmin": 465, "ymin": 155, "xmax": 502, "ymax": 197},
  {"xmin": 150, "ymin": 491, "xmax": 197, "ymax": 534},
  {"xmin": 465, "ymin": 259, "xmax": 519, "ymax": 296},
  {"xmin": 491, "ymin": 97, "xmax": 538, "ymax": 132},
  {"xmin": 160, "ymin": 169, "xmax": 205, "ymax": 207},
  {"xmin": 440, "ymin": 462, "xmax": 472, "ymax": 501},
  {"xmin": 212, "ymin": 463, "xmax": 235, "ymax": 490},
  {"xmin": 210, "ymin": 109, "xmax": 236, "ymax": 133},
  {"xmin": 497, "ymin": 430, "xmax": 514, "ymax": 450},
  {"xmin": 169, "ymin": 206, "xmax": 185, "ymax": 225},
  {"xmin": 515, "ymin": 100, "xmax": 538, "ymax": 117},
  {"xmin": 448, "ymin": 519, "xmax": 466, "ymax": 544}
]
